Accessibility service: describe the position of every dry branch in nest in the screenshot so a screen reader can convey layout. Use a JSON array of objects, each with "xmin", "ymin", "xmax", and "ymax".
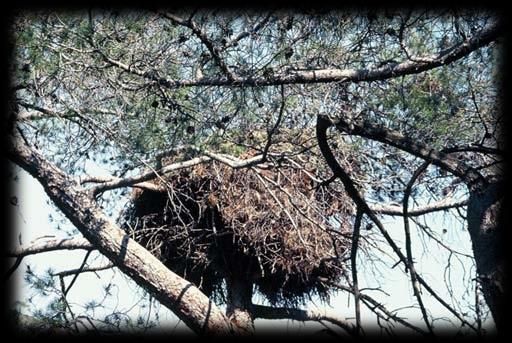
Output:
[{"xmin": 122, "ymin": 148, "xmax": 356, "ymax": 306}]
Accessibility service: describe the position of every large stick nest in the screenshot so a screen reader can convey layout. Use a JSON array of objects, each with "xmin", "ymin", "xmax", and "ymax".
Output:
[{"xmin": 122, "ymin": 150, "xmax": 355, "ymax": 306}]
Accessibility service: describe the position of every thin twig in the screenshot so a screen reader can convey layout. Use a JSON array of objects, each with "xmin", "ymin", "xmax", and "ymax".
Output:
[{"xmin": 64, "ymin": 250, "xmax": 92, "ymax": 296}]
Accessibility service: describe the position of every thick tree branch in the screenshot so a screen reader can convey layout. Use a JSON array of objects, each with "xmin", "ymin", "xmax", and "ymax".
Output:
[
  {"xmin": 316, "ymin": 114, "xmax": 477, "ymax": 331},
  {"xmin": 466, "ymin": 181, "xmax": 505, "ymax": 331},
  {"xmin": 225, "ymin": 277, "xmax": 255, "ymax": 335},
  {"xmin": 16, "ymin": 101, "xmax": 121, "ymax": 122},
  {"xmin": 442, "ymin": 145, "xmax": 504, "ymax": 156},
  {"xmin": 370, "ymin": 198, "xmax": 469, "ymax": 217},
  {"xmin": 84, "ymin": 134, "xmax": 274, "ymax": 195},
  {"xmin": 6, "ymin": 257, "xmax": 23, "ymax": 279},
  {"xmin": 252, "ymin": 304, "xmax": 356, "ymax": 335},
  {"xmin": 17, "ymin": 101, "xmax": 79, "ymax": 121},
  {"xmin": 316, "ymin": 114, "xmax": 406, "ymax": 262},
  {"xmin": 8, "ymin": 134, "xmax": 233, "ymax": 336},
  {"xmin": 330, "ymin": 115, "xmax": 486, "ymax": 189},
  {"xmin": 90, "ymin": 150, "xmax": 266, "ymax": 196},
  {"xmin": 90, "ymin": 156, "xmax": 212, "ymax": 196},
  {"xmin": 101, "ymin": 20, "xmax": 502, "ymax": 88}
]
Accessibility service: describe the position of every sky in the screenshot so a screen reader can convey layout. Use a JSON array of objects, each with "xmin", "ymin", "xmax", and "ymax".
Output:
[{"xmin": 7, "ymin": 160, "xmax": 495, "ymax": 336}]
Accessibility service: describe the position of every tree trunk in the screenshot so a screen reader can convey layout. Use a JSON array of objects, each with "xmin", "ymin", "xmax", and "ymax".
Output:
[
  {"xmin": 226, "ymin": 276, "xmax": 255, "ymax": 335},
  {"xmin": 8, "ymin": 135, "xmax": 234, "ymax": 336},
  {"xmin": 467, "ymin": 181, "xmax": 505, "ymax": 331}
]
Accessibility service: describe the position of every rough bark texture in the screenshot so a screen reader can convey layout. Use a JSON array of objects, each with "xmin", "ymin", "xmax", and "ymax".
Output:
[
  {"xmin": 226, "ymin": 276, "xmax": 255, "ymax": 335},
  {"xmin": 467, "ymin": 181, "xmax": 505, "ymax": 331},
  {"xmin": 8, "ymin": 136, "xmax": 233, "ymax": 336}
]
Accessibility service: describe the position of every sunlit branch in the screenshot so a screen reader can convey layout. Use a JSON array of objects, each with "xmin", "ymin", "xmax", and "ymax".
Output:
[
  {"xmin": 8, "ymin": 131, "xmax": 234, "ymax": 335},
  {"xmin": 90, "ymin": 156, "xmax": 212, "ymax": 196},
  {"xmin": 6, "ymin": 237, "xmax": 94, "ymax": 280},
  {"xmin": 97, "ymin": 20, "xmax": 502, "ymax": 88},
  {"xmin": 89, "ymin": 149, "xmax": 267, "ymax": 196},
  {"xmin": 8, "ymin": 237, "xmax": 94, "ymax": 258},
  {"xmin": 370, "ymin": 198, "xmax": 469, "ymax": 217},
  {"xmin": 252, "ymin": 304, "xmax": 356, "ymax": 335},
  {"xmin": 16, "ymin": 101, "xmax": 121, "ymax": 122},
  {"xmin": 17, "ymin": 101, "xmax": 79, "ymax": 121}
]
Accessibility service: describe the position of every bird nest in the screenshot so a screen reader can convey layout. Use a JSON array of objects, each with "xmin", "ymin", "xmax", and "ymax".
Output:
[{"xmin": 122, "ymin": 151, "xmax": 355, "ymax": 306}]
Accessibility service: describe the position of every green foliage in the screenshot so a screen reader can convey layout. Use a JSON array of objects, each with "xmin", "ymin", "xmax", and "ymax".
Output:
[
  {"xmin": 11, "ymin": 10, "xmax": 501, "ymax": 333},
  {"xmin": 25, "ymin": 266, "xmax": 56, "ymax": 296}
]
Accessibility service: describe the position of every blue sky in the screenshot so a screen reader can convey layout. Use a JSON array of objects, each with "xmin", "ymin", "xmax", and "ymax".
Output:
[{"xmin": 8, "ymin": 161, "xmax": 495, "ymax": 335}]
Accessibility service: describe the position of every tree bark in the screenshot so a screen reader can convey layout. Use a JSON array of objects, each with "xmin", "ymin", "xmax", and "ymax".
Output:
[
  {"xmin": 8, "ymin": 237, "xmax": 93, "ymax": 257},
  {"xmin": 99, "ymin": 20, "xmax": 502, "ymax": 89},
  {"xmin": 225, "ymin": 276, "xmax": 255, "ymax": 335},
  {"xmin": 8, "ymin": 135, "xmax": 234, "ymax": 336},
  {"xmin": 325, "ymin": 114, "xmax": 506, "ymax": 332},
  {"xmin": 467, "ymin": 181, "xmax": 505, "ymax": 331}
]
